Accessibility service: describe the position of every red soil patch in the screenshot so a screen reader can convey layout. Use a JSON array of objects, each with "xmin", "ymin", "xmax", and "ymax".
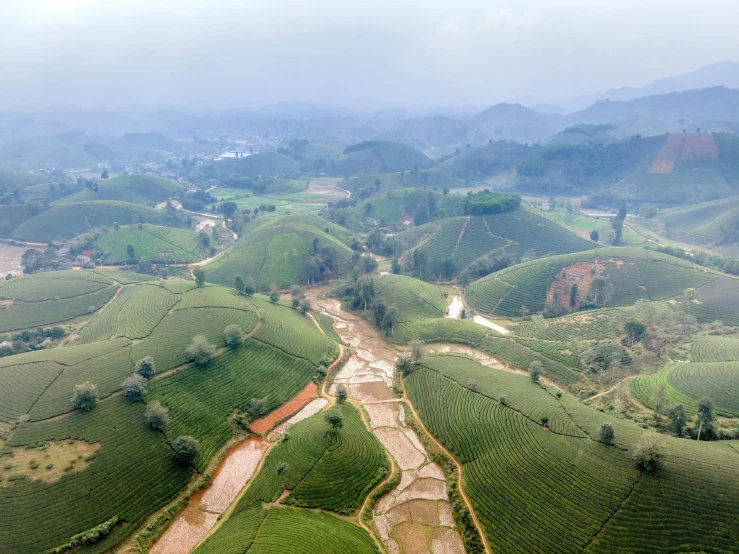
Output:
[
  {"xmin": 546, "ymin": 262, "xmax": 597, "ymax": 312},
  {"xmin": 249, "ymin": 382, "xmax": 318, "ymax": 435},
  {"xmin": 649, "ymin": 134, "xmax": 684, "ymax": 174},
  {"xmin": 680, "ymin": 133, "xmax": 719, "ymax": 162}
]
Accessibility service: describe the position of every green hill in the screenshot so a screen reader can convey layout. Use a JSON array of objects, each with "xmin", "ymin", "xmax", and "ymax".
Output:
[
  {"xmin": 547, "ymin": 124, "xmax": 629, "ymax": 145},
  {"xmin": 377, "ymin": 116, "xmax": 469, "ymax": 149},
  {"xmin": 0, "ymin": 271, "xmax": 337, "ymax": 554},
  {"xmin": 407, "ymin": 353, "xmax": 739, "ymax": 553},
  {"xmin": 341, "ymin": 169, "xmax": 464, "ymax": 193},
  {"xmin": 203, "ymin": 215, "xmax": 355, "ymax": 289},
  {"xmin": 655, "ymin": 193, "xmax": 739, "ymax": 252},
  {"xmin": 201, "ymin": 151, "xmax": 300, "ymax": 179},
  {"xmin": 329, "ymin": 140, "xmax": 432, "ymax": 176},
  {"xmin": 11, "ymin": 200, "xmax": 180, "ymax": 242},
  {"xmin": 433, "ymin": 140, "xmax": 533, "ymax": 181},
  {"xmin": 0, "ymin": 204, "xmax": 38, "ymax": 237},
  {"xmin": 54, "ymin": 174, "xmax": 186, "ymax": 206},
  {"xmin": 394, "ymin": 205, "xmax": 596, "ymax": 278},
  {"xmin": 469, "ymin": 103, "xmax": 559, "ymax": 143},
  {"xmin": 465, "ymin": 247, "xmax": 721, "ymax": 317},
  {"xmin": 87, "ymin": 224, "xmax": 210, "ymax": 264},
  {"xmin": 0, "ymin": 170, "xmax": 48, "ymax": 189}
]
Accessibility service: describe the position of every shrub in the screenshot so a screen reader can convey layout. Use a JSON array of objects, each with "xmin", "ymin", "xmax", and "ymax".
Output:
[
  {"xmin": 172, "ymin": 436, "xmax": 201, "ymax": 464},
  {"xmin": 146, "ymin": 401, "xmax": 169, "ymax": 431},
  {"xmin": 134, "ymin": 356, "xmax": 156, "ymax": 379},
  {"xmin": 185, "ymin": 335, "xmax": 216, "ymax": 365},
  {"xmin": 336, "ymin": 386, "xmax": 348, "ymax": 405},
  {"xmin": 121, "ymin": 374, "xmax": 148, "ymax": 401},
  {"xmin": 632, "ymin": 434, "xmax": 663, "ymax": 471},
  {"xmin": 529, "ymin": 360, "xmax": 542, "ymax": 383},
  {"xmin": 71, "ymin": 382, "xmax": 99, "ymax": 412},
  {"xmin": 599, "ymin": 422, "xmax": 615, "ymax": 444},
  {"xmin": 193, "ymin": 267, "xmax": 206, "ymax": 287},
  {"xmin": 224, "ymin": 324, "xmax": 244, "ymax": 347}
]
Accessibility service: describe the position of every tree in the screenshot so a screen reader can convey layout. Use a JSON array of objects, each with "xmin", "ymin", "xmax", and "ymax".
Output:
[
  {"xmin": 71, "ymin": 382, "xmax": 99, "ymax": 411},
  {"xmin": 146, "ymin": 401, "xmax": 169, "ymax": 431},
  {"xmin": 269, "ymin": 285, "xmax": 280, "ymax": 303},
  {"xmin": 529, "ymin": 360, "xmax": 542, "ymax": 383},
  {"xmin": 193, "ymin": 267, "xmax": 206, "ymax": 287},
  {"xmin": 694, "ymin": 397, "xmax": 716, "ymax": 440},
  {"xmin": 299, "ymin": 298, "xmax": 311, "ymax": 314},
  {"xmin": 221, "ymin": 201, "xmax": 237, "ymax": 218},
  {"xmin": 361, "ymin": 255, "xmax": 378, "ymax": 274},
  {"xmin": 247, "ymin": 397, "xmax": 268, "ymax": 418},
  {"xmin": 185, "ymin": 335, "xmax": 216, "ymax": 365},
  {"xmin": 667, "ymin": 404, "xmax": 686, "ymax": 437},
  {"xmin": 336, "ymin": 386, "xmax": 348, "ymax": 405},
  {"xmin": 113, "ymin": 222, "xmax": 120, "ymax": 231},
  {"xmin": 631, "ymin": 434, "xmax": 663, "ymax": 471},
  {"xmin": 101, "ymin": 169, "xmax": 109, "ymax": 179},
  {"xmin": 234, "ymin": 275, "xmax": 245, "ymax": 294},
  {"xmin": 172, "ymin": 436, "xmax": 201, "ymax": 464},
  {"xmin": 121, "ymin": 374, "xmax": 147, "ymax": 401},
  {"xmin": 126, "ymin": 244, "xmax": 135, "ymax": 261},
  {"xmin": 624, "ymin": 320, "xmax": 647, "ymax": 348},
  {"xmin": 599, "ymin": 422, "xmax": 615, "ymax": 444},
  {"xmin": 409, "ymin": 341, "xmax": 425, "ymax": 363},
  {"xmin": 380, "ymin": 307, "xmax": 398, "ymax": 335},
  {"xmin": 590, "ymin": 229, "xmax": 599, "ymax": 242},
  {"xmin": 324, "ymin": 409, "xmax": 344, "ymax": 433},
  {"xmin": 391, "ymin": 259, "xmax": 401, "ymax": 275},
  {"xmin": 458, "ymin": 270, "xmax": 470, "ymax": 288},
  {"xmin": 611, "ymin": 206, "xmax": 627, "ymax": 245},
  {"xmin": 396, "ymin": 353, "xmax": 413, "ymax": 375},
  {"xmin": 569, "ymin": 283, "xmax": 578, "ymax": 309},
  {"xmin": 135, "ymin": 356, "xmax": 156, "ymax": 379},
  {"xmin": 243, "ymin": 277, "xmax": 255, "ymax": 297},
  {"xmin": 684, "ymin": 287, "xmax": 696, "ymax": 301},
  {"xmin": 224, "ymin": 324, "xmax": 243, "ymax": 347}
]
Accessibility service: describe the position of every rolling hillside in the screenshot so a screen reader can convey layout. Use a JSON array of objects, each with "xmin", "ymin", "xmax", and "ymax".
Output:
[
  {"xmin": 200, "ymin": 151, "xmax": 300, "ymax": 179},
  {"xmin": 11, "ymin": 201, "xmax": 181, "ymax": 242},
  {"xmin": 466, "ymin": 247, "xmax": 721, "ymax": 317},
  {"xmin": 433, "ymin": 140, "xmax": 533, "ymax": 181},
  {"xmin": 329, "ymin": 140, "xmax": 432, "ymax": 176},
  {"xmin": 88, "ymin": 224, "xmax": 210, "ymax": 264},
  {"xmin": 341, "ymin": 169, "xmax": 464, "ymax": 193},
  {"xmin": 0, "ymin": 270, "xmax": 337, "ymax": 554},
  {"xmin": 394, "ymin": 205, "xmax": 597, "ymax": 276},
  {"xmin": 54, "ymin": 174, "xmax": 186, "ymax": 206},
  {"xmin": 203, "ymin": 215, "xmax": 355, "ymax": 289}
]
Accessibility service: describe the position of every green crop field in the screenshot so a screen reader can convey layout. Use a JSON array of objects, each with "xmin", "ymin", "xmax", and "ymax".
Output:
[
  {"xmin": 195, "ymin": 504, "xmax": 378, "ymax": 554},
  {"xmin": 631, "ymin": 361, "xmax": 739, "ymax": 417},
  {"xmin": 0, "ymin": 267, "xmax": 341, "ymax": 553},
  {"xmin": 234, "ymin": 403, "xmax": 386, "ymax": 514},
  {"xmin": 91, "ymin": 224, "xmax": 209, "ymax": 264},
  {"xmin": 466, "ymin": 247, "xmax": 719, "ymax": 317},
  {"xmin": 11, "ymin": 201, "xmax": 174, "ymax": 242},
  {"xmin": 396, "ymin": 205, "xmax": 596, "ymax": 276},
  {"xmin": 690, "ymin": 335, "xmax": 739, "ymax": 361},
  {"xmin": 541, "ymin": 211, "xmax": 646, "ymax": 245},
  {"xmin": 373, "ymin": 274, "xmax": 446, "ymax": 322},
  {"xmin": 515, "ymin": 308, "xmax": 627, "ymax": 341},
  {"xmin": 393, "ymin": 317, "xmax": 492, "ymax": 345},
  {"xmin": 684, "ymin": 277, "xmax": 739, "ymax": 325},
  {"xmin": 407, "ymin": 355, "xmax": 739, "ymax": 553},
  {"xmin": 53, "ymin": 174, "xmax": 185, "ymax": 206},
  {"xmin": 204, "ymin": 215, "xmax": 354, "ymax": 289}
]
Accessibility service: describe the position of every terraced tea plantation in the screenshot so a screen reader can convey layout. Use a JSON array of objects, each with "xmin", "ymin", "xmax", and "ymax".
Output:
[
  {"xmin": 466, "ymin": 247, "xmax": 720, "ymax": 317},
  {"xmin": 406, "ymin": 355, "xmax": 739, "ymax": 553},
  {"xmin": 90, "ymin": 223, "xmax": 210, "ymax": 264},
  {"xmin": 204, "ymin": 215, "xmax": 355, "ymax": 289},
  {"xmin": 396, "ymin": 205, "xmax": 596, "ymax": 275},
  {"xmin": 0, "ymin": 270, "xmax": 338, "ymax": 554}
]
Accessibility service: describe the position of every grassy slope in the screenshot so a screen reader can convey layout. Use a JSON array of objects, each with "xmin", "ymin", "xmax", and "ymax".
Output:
[{"xmin": 330, "ymin": 141, "xmax": 432, "ymax": 176}]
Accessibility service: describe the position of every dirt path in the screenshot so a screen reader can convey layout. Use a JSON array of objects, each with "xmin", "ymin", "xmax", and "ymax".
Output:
[{"xmin": 584, "ymin": 376, "xmax": 635, "ymax": 403}]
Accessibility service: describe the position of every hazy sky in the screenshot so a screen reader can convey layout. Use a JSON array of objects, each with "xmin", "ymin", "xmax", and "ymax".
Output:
[{"xmin": 2, "ymin": 0, "xmax": 738, "ymax": 109}]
